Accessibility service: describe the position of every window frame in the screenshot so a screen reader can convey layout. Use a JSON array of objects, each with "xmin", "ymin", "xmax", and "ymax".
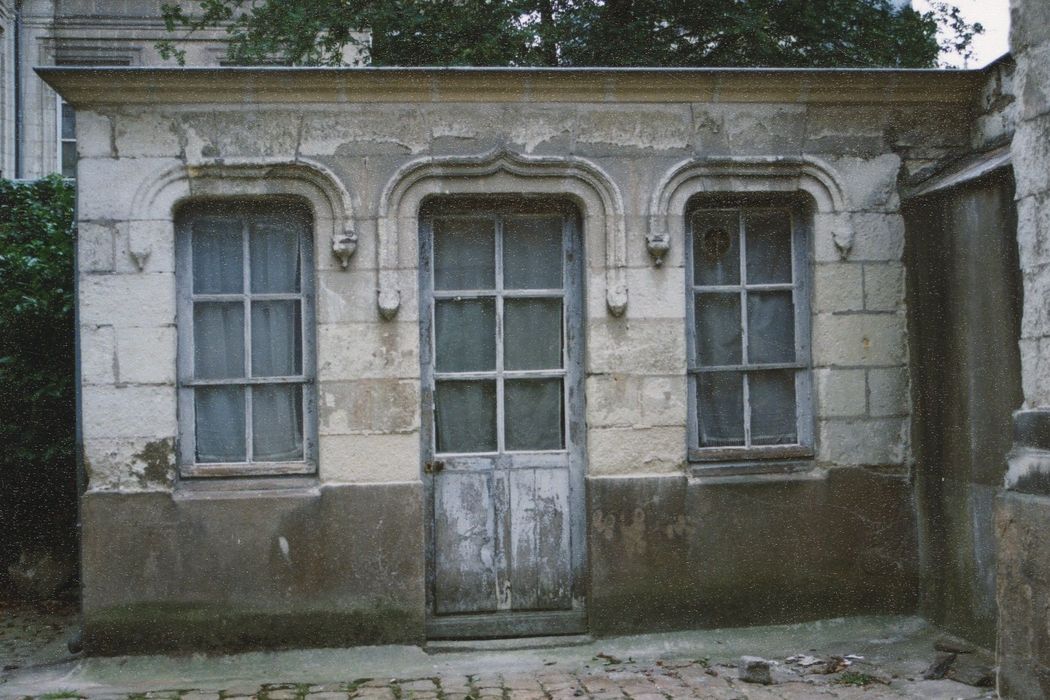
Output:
[
  {"xmin": 175, "ymin": 200, "xmax": 318, "ymax": 478},
  {"xmin": 56, "ymin": 96, "xmax": 76, "ymax": 179},
  {"xmin": 685, "ymin": 197, "xmax": 814, "ymax": 467}
]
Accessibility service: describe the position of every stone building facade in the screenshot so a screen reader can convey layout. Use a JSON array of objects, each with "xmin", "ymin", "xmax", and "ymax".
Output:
[{"xmin": 31, "ymin": 1, "xmax": 1050, "ymax": 696}]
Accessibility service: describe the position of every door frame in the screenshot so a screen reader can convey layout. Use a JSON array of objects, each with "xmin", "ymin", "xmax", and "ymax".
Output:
[{"xmin": 418, "ymin": 197, "xmax": 588, "ymax": 639}]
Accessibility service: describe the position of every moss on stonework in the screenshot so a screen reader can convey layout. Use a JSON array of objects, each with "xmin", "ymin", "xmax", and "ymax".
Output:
[{"xmin": 133, "ymin": 438, "xmax": 175, "ymax": 489}]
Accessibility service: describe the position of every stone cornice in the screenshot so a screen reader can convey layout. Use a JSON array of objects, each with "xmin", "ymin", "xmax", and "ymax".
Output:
[{"xmin": 36, "ymin": 65, "xmax": 986, "ymax": 108}]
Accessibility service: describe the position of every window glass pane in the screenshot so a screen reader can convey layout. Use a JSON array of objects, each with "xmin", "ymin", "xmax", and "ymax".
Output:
[
  {"xmin": 434, "ymin": 218, "xmax": 495, "ymax": 290},
  {"xmin": 692, "ymin": 211, "xmax": 740, "ymax": 286},
  {"xmin": 749, "ymin": 370, "xmax": 798, "ymax": 445},
  {"xmin": 61, "ymin": 102, "xmax": 75, "ymax": 140},
  {"xmin": 195, "ymin": 386, "xmax": 246, "ymax": 462},
  {"xmin": 251, "ymin": 300, "xmax": 302, "ymax": 377},
  {"xmin": 505, "ymin": 379, "xmax": 563, "ymax": 451},
  {"xmin": 696, "ymin": 372, "xmax": 744, "ymax": 447},
  {"xmin": 503, "ymin": 216, "xmax": 563, "ymax": 290},
  {"xmin": 435, "ymin": 299, "xmax": 496, "ymax": 373},
  {"xmin": 250, "ymin": 219, "xmax": 301, "ymax": 293},
  {"xmin": 192, "ymin": 218, "xmax": 243, "ymax": 294},
  {"xmin": 61, "ymin": 142, "xmax": 76, "ymax": 179},
  {"xmin": 193, "ymin": 302, "xmax": 245, "ymax": 379},
  {"xmin": 747, "ymin": 291, "xmax": 796, "ymax": 364},
  {"xmin": 435, "ymin": 380, "xmax": 497, "ymax": 453},
  {"xmin": 695, "ymin": 293, "xmax": 742, "ymax": 366},
  {"xmin": 252, "ymin": 384, "xmax": 304, "ymax": 461},
  {"xmin": 504, "ymin": 298, "xmax": 562, "ymax": 370},
  {"xmin": 745, "ymin": 210, "xmax": 793, "ymax": 284}
]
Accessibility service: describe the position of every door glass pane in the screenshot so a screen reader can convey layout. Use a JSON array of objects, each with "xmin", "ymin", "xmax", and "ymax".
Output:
[
  {"xmin": 195, "ymin": 386, "xmax": 246, "ymax": 462},
  {"xmin": 695, "ymin": 293, "xmax": 742, "ymax": 366},
  {"xmin": 61, "ymin": 142, "xmax": 76, "ymax": 179},
  {"xmin": 504, "ymin": 298, "xmax": 562, "ymax": 370},
  {"xmin": 692, "ymin": 211, "xmax": 740, "ymax": 286},
  {"xmin": 503, "ymin": 216, "xmax": 563, "ymax": 290},
  {"xmin": 435, "ymin": 380, "xmax": 497, "ymax": 453},
  {"xmin": 747, "ymin": 291, "xmax": 796, "ymax": 364},
  {"xmin": 749, "ymin": 370, "xmax": 798, "ymax": 445},
  {"xmin": 696, "ymin": 372, "xmax": 744, "ymax": 447},
  {"xmin": 434, "ymin": 218, "xmax": 495, "ymax": 290},
  {"xmin": 250, "ymin": 219, "xmax": 301, "ymax": 293},
  {"xmin": 252, "ymin": 384, "xmax": 304, "ymax": 461},
  {"xmin": 505, "ymin": 379, "xmax": 563, "ymax": 451},
  {"xmin": 435, "ymin": 299, "xmax": 496, "ymax": 372},
  {"xmin": 745, "ymin": 210, "xmax": 793, "ymax": 284},
  {"xmin": 192, "ymin": 218, "xmax": 243, "ymax": 294},
  {"xmin": 193, "ymin": 302, "xmax": 245, "ymax": 379},
  {"xmin": 61, "ymin": 102, "xmax": 75, "ymax": 140},
  {"xmin": 251, "ymin": 300, "xmax": 302, "ymax": 377}
]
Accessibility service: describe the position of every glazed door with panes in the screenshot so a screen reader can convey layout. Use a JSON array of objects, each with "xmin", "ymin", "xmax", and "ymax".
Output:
[{"xmin": 420, "ymin": 203, "xmax": 586, "ymax": 638}]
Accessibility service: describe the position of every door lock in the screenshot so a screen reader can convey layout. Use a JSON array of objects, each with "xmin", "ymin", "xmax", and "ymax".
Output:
[{"xmin": 424, "ymin": 460, "xmax": 445, "ymax": 475}]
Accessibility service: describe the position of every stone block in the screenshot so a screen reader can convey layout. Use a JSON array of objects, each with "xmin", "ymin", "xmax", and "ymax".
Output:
[
  {"xmin": 424, "ymin": 103, "xmax": 507, "ymax": 155},
  {"xmin": 575, "ymin": 105, "xmax": 692, "ymax": 155},
  {"xmin": 1021, "ymin": 264, "xmax": 1050, "ymax": 339},
  {"xmin": 738, "ymin": 657, "xmax": 772, "ymax": 685},
  {"xmin": 818, "ymin": 417, "xmax": 908, "ymax": 465},
  {"xmin": 114, "ymin": 220, "xmax": 175, "ymax": 274},
  {"xmin": 824, "ymin": 154, "xmax": 902, "ymax": 212},
  {"xmin": 83, "ymin": 436, "xmax": 177, "ymax": 492},
  {"xmin": 815, "ymin": 368, "xmax": 866, "ymax": 418},
  {"xmin": 1016, "ymin": 193, "xmax": 1050, "ymax": 268},
  {"xmin": 812, "ymin": 313, "xmax": 907, "ymax": 366},
  {"xmin": 112, "ymin": 110, "xmax": 183, "ymax": 158},
  {"xmin": 868, "ymin": 367, "xmax": 909, "ymax": 417},
  {"xmin": 848, "ymin": 213, "xmax": 905, "ymax": 261},
  {"xmin": 587, "ymin": 266, "xmax": 684, "ymax": 320},
  {"xmin": 181, "ymin": 110, "xmax": 303, "ymax": 161},
  {"xmin": 317, "ymin": 322, "xmax": 420, "ymax": 380},
  {"xmin": 504, "ymin": 105, "xmax": 577, "ymax": 154},
  {"xmin": 317, "ymin": 268, "xmax": 419, "ymax": 324},
  {"xmin": 77, "ymin": 221, "xmax": 116, "ymax": 273},
  {"xmin": 863, "ymin": 262, "xmax": 905, "ymax": 311},
  {"xmin": 586, "ymin": 319, "xmax": 686, "ymax": 375},
  {"xmin": 720, "ymin": 104, "xmax": 807, "ymax": 155},
  {"xmin": 114, "ymin": 325, "xmax": 176, "ymax": 385},
  {"xmin": 78, "ymin": 272, "xmax": 176, "ymax": 328},
  {"xmin": 804, "ymin": 105, "xmax": 888, "ymax": 157},
  {"xmin": 80, "ymin": 324, "xmax": 116, "ymax": 385},
  {"xmin": 585, "ymin": 374, "xmax": 687, "ymax": 429},
  {"xmin": 1016, "ymin": 47, "xmax": 1050, "ymax": 122},
  {"xmin": 1011, "ymin": 0, "xmax": 1050, "ymax": 54},
  {"xmin": 81, "ymin": 385, "xmax": 177, "ymax": 440},
  {"xmin": 319, "ymin": 379, "xmax": 420, "ymax": 435},
  {"xmin": 319, "ymin": 432, "xmax": 420, "ymax": 483},
  {"xmin": 813, "ymin": 263, "xmax": 864, "ymax": 312},
  {"xmin": 75, "ymin": 110, "xmax": 114, "ymax": 159},
  {"xmin": 813, "ymin": 212, "xmax": 853, "ymax": 263},
  {"xmin": 587, "ymin": 426, "xmax": 685, "ymax": 475},
  {"xmin": 299, "ymin": 107, "xmax": 430, "ymax": 156},
  {"xmin": 1019, "ymin": 337, "xmax": 1050, "ymax": 407},
  {"xmin": 77, "ymin": 158, "xmax": 184, "ymax": 220},
  {"xmin": 1012, "ymin": 115, "xmax": 1050, "ymax": 199}
]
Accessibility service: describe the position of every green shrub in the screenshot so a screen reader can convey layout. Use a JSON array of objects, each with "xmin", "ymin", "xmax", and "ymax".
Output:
[{"xmin": 0, "ymin": 176, "xmax": 76, "ymax": 589}]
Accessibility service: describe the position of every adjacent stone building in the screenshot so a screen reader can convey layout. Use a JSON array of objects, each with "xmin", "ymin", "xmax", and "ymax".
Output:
[{"xmin": 29, "ymin": 0, "xmax": 1050, "ymax": 697}]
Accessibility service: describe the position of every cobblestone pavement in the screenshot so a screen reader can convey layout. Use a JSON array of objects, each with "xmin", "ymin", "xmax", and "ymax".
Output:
[{"xmin": 0, "ymin": 613, "xmax": 997, "ymax": 700}]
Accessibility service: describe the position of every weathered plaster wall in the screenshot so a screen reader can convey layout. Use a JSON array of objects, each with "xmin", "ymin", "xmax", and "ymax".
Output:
[
  {"xmin": 56, "ymin": 68, "xmax": 987, "ymax": 649},
  {"xmin": 998, "ymin": 1, "xmax": 1050, "ymax": 696},
  {"xmin": 905, "ymin": 172, "xmax": 1021, "ymax": 649}
]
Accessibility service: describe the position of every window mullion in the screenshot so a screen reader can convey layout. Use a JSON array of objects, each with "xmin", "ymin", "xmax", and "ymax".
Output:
[
  {"xmin": 738, "ymin": 211, "xmax": 752, "ymax": 448},
  {"xmin": 242, "ymin": 218, "xmax": 253, "ymax": 462},
  {"xmin": 495, "ymin": 216, "xmax": 505, "ymax": 456}
]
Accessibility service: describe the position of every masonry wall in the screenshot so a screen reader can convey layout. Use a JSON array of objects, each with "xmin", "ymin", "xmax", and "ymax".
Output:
[
  {"xmin": 997, "ymin": 0, "xmax": 1050, "ymax": 696},
  {"xmin": 905, "ymin": 172, "xmax": 1021, "ymax": 649},
  {"xmin": 61, "ymin": 72, "xmax": 984, "ymax": 651}
]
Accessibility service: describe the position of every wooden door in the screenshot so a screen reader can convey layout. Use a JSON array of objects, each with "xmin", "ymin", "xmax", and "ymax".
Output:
[{"xmin": 420, "ymin": 201, "xmax": 586, "ymax": 639}]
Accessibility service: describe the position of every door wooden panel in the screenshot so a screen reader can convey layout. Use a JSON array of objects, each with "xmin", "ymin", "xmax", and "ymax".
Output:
[{"xmin": 420, "ymin": 202, "xmax": 586, "ymax": 638}]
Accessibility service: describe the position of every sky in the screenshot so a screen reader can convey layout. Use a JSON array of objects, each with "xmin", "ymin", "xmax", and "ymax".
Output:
[{"xmin": 911, "ymin": 0, "xmax": 1011, "ymax": 68}]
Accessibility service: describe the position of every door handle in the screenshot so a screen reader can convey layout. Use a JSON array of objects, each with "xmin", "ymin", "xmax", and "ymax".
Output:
[{"xmin": 424, "ymin": 460, "xmax": 445, "ymax": 475}]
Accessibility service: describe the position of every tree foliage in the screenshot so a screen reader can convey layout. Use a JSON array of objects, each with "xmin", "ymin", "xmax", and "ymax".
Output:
[
  {"xmin": 0, "ymin": 177, "xmax": 77, "ymax": 576},
  {"xmin": 159, "ymin": 0, "xmax": 982, "ymax": 69}
]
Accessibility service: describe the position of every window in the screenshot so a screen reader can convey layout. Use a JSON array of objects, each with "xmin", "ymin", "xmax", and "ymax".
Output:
[
  {"xmin": 175, "ymin": 203, "xmax": 316, "ymax": 477},
  {"xmin": 58, "ymin": 98, "xmax": 75, "ymax": 179},
  {"xmin": 687, "ymin": 201, "xmax": 813, "ymax": 464}
]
